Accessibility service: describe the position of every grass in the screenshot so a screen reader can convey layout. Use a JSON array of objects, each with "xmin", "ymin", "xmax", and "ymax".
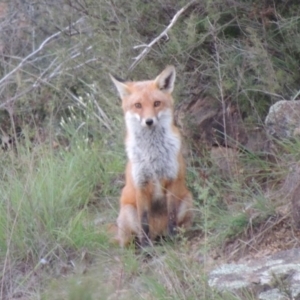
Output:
[
  {"xmin": 0, "ymin": 132, "xmax": 124, "ymax": 299},
  {"xmin": 0, "ymin": 129, "xmax": 290, "ymax": 299},
  {"xmin": 0, "ymin": 108, "xmax": 299, "ymax": 299},
  {"xmin": 1, "ymin": 0, "xmax": 300, "ymax": 298},
  {"xmin": 1, "ymin": 126, "xmax": 272, "ymax": 299}
]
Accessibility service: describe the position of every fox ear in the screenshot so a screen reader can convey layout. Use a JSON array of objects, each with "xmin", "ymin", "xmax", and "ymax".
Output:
[
  {"xmin": 155, "ymin": 65, "xmax": 176, "ymax": 93},
  {"xmin": 109, "ymin": 74, "xmax": 130, "ymax": 98}
]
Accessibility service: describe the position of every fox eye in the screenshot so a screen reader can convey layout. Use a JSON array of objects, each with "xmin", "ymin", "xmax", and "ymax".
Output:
[
  {"xmin": 154, "ymin": 101, "xmax": 161, "ymax": 107},
  {"xmin": 135, "ymin": 103, "xmax": 142, "ymax": 109}
]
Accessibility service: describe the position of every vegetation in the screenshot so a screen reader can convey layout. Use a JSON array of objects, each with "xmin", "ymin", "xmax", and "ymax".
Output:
[{"xmin": 1, "ymin": 0, "xmax": 300, "ymax": 299}]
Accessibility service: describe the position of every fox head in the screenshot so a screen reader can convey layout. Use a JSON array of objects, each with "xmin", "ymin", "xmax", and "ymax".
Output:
[{"xmin": 110, "ymin": 66, "xmax": 176, "ymax": 128}]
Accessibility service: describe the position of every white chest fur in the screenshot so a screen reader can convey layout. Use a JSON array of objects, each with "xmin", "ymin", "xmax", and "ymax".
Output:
[{"xmin": 125, "ymin": 111, "xmax": 181, "ymax": 187}]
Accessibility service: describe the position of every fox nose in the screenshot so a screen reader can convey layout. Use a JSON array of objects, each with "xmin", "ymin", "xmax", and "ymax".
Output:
[{"xmin": 145, "ymin": 118, "xmax": 154, "ymax": 126}]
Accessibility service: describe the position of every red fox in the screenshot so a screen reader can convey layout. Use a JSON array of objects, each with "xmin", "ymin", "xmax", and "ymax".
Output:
[{"xmin": 110, "ymin": 66, "xmax": 193, "ymax": 247}]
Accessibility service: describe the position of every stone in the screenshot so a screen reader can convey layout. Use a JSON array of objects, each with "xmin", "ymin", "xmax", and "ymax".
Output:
[
  {"xmin": 208, "ymin": 248, "xmax": 300, "ymax": 299},
  {"xmin": 265, "ymin": 100, "xmax": 300, "ymax": 139}
]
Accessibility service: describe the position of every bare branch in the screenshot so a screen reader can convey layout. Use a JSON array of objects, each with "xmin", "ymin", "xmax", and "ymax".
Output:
[
  {"xmin": 243, "ymin": 89, "xmax": 284, "ymax": 100},
  {"xmin": 0, "ymin": 17, "xmax": 85, "ymax": 87},
  {"xmin": 34, "ymin": 46, "xmax": 94, "ymax": 85},
  {"xmin": 128, "ymin": 0, "xmax": 196, "ymax": 72}
]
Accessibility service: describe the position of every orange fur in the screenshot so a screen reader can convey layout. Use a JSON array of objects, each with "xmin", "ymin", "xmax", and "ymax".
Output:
[{"xmin": 110, "ymin": 66, "xmax": 193, "ymax": 247}]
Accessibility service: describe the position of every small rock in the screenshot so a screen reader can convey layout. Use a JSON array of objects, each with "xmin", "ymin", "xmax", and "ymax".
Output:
[
  {"xmin": 258, "ymin": 288, "xmax": 287, "ymax": 300},
  {"xmin": 208, "ymin": 248, "xmax": 300, "ymax": 299},
  {"xmin": 265, "ymin": 100, "xmax": 300, "ymax": 139}
]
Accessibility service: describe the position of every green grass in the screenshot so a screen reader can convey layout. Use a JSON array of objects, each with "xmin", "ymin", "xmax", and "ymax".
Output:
[
  {"xmin": 1, "ymin": 132, "xmax": 270, "ymax": 299},
  {"xmin": 0, "ymin": 121, "xmax": 296, "ymax": 300},
  {"xmin": 0, "ymin": 135, "xmax": 124, "ymax": 298},
  {"xmin": 1, "ymin": 0, "xmax": 300, "ymax": 298},
  {"xmin": 0, "ymin": 144, "xmax": 116, "ymax": 254}
]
